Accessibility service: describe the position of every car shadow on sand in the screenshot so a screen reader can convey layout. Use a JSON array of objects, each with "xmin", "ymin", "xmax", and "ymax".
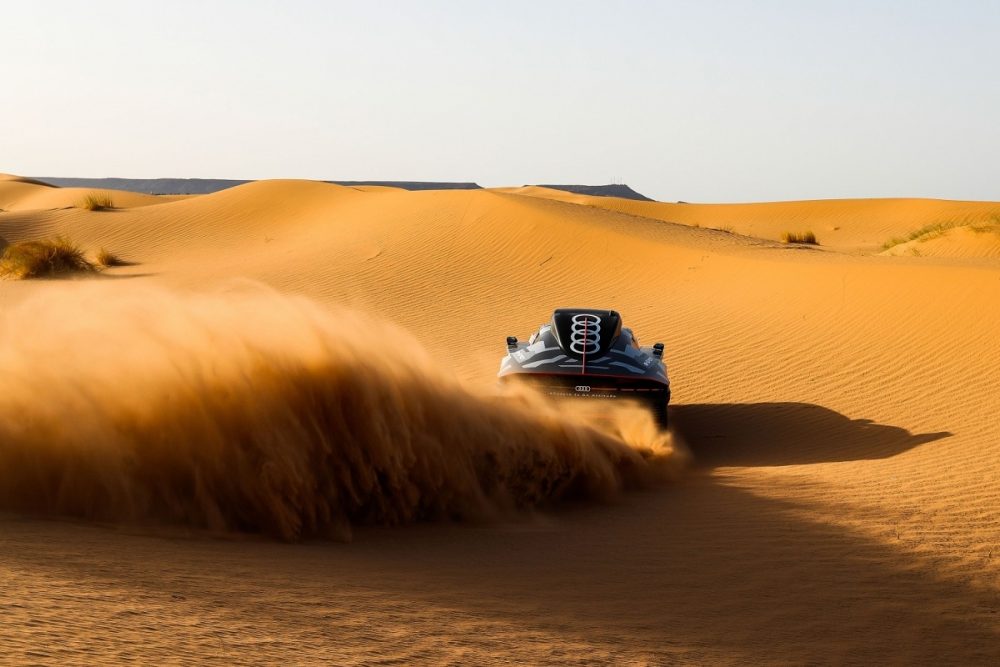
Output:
[{"xmin": 670, "ymin": 402, "xmax": 951, "ymax": 467}]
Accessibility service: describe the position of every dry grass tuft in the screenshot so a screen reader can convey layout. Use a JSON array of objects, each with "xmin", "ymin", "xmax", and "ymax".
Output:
[
  {"xmin": 79, "ymin": 192, "xmax": 115, "ymax": 211},
  {"xmin": 96, "ymin": 247, "xmax": 130, "ymax": 267},
  {"xmin": 968, "ymin": 215, "xmax": 1000, "ymax": 235},
  {"xmin": 781, "ymin": 230, "xmax": 818, "ymax": 244},
  {"xmin": 879, "ymin": 216, "xmax": 1000, "ymax": 250},
  {"xmin": 882, "ymin": 221, "xmax": 957, "ymax": 250},
  {"xmin": 0, "ymin": 237, "xmax": 98, "ymax": 279}
]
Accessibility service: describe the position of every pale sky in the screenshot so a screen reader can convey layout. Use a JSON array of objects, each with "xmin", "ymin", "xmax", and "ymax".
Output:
[{"xmin": 2, "ymin": 0, "xmax": 998, "ymax": 202}]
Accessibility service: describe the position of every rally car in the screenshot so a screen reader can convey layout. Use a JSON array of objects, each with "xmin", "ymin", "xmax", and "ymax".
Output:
[{"xmin": 498, "ymin": 308, "xmax": 670, "ymax": 428}]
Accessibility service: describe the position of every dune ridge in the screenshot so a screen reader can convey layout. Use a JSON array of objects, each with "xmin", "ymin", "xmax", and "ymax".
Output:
[
  {"xmin": 34, "ymin": 176, "xmax": 482, "ymax": 195},
  {"xmin": 0, "ymin": 176, "xmax": 168, "ymax": 212},
  {"xmin": 502, "ymin": 185, "xmax": 1000, "ymax": 254}
]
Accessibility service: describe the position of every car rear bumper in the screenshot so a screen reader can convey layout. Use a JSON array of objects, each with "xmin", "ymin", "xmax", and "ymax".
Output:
[{"xmin": 499, "ymin": 372, "xmax": 670, "ymax": 403}]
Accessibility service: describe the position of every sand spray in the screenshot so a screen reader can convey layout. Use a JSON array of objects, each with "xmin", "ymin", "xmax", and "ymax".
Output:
[{"xmin": 0, "ymin": 283, "xmax": 685, "ymax": 539}]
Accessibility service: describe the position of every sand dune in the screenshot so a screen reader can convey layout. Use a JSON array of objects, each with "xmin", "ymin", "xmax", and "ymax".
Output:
[
  {"xmin": 501, "ymin": 185, "xmax": 1000, "ymax": 254},
  {"xmin": 0, "ymin": 175, "xmax": 169, "ymax": 212},
  {"xmin": 879, "ymin": 220, "xmax": 1000, "ymax": 258},
  {"xmin": 34, "ymin": 176, "xmax": 481, "ymax": 195},
  {"xmin": 1, "ymin": 176, "xmax": 1000, "ymax": 664}
]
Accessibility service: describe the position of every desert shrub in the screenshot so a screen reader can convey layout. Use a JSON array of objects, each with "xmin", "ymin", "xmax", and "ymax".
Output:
[
  {"xmin": 79, "ymin": 192, "xmax": 114, "ymax": 211},
  {"xmin": 881, "ymin": 219, "xmax": 978, "ymax": 250},
  {"xmin": 0, "ymin": 238, "xmax": 98, "ymax": 279},
  {"xmin": 96, "ymin": 247, "xmax": 129, "ymax": 267},
  {"xmin": 968, "ymin": 215, "xmax": 1000, "ymax": 235},
  {"xmin": 781, "ymin": 230, "xmax": 817, "ymax": 244}
]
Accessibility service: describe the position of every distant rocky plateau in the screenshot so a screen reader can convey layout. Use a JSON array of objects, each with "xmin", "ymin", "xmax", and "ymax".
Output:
[{"xmin": 37, "ymin": 177, "xmax": 653, "ymax": 201}]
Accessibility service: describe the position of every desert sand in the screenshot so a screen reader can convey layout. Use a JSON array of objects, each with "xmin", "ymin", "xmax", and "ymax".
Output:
[{"xmin": 1, "ymin": 173, "xmax": 999, "ymax": 664}]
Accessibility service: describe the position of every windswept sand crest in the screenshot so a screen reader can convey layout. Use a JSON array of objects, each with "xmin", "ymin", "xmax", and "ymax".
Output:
[
  {"xmin": 879, "ymin": 220, "xmax": 1000, "ymax": 257},
  {"xmin": 0, "ymin": 178, "xmax": 169, "ymax": 211},
  {"xmin": 500, "ymin": 185, "xmax": 1000, "ymax": 253}
]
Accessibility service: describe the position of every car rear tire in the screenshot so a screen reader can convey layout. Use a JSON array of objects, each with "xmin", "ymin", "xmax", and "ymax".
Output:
[{"xmin": 647, "ymin": 396, "xmax": 669, "ymax": 430}]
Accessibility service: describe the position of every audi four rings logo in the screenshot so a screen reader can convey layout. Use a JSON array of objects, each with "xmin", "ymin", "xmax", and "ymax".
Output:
[
  {"xmin": 569, "ymin": 313, "xmax": 601, "ymax": 354},
  {"xmin": 575, "ymin": 385, "xmax": 591, "ymax": 392}
]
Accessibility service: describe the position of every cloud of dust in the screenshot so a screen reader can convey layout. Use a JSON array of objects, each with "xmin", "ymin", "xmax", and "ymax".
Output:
[{"xmin": 0, "ymin": 284, "xmax": 685, "ymax": 540}]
